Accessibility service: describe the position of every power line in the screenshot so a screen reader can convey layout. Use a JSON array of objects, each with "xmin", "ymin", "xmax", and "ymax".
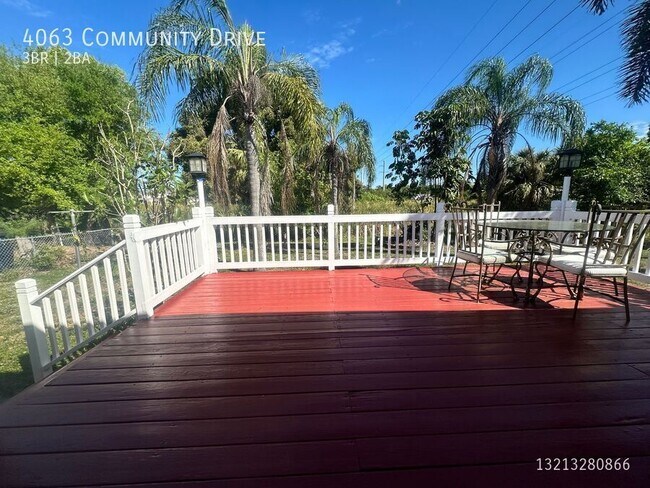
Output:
[
  {"xmin": 564, "ymin": 66, "xmax": 619, "ymax": 93},
  {"xmin": 584, "ymin": 91, "xmax": 618, "ymax": 106},
  {"xmin": 580, "ymin": 86, "xmax": 615, "ymax": 101},
  {"xmin": 385, "ymin": 0, "xmax": 499, "ymax": 131},
  {"xmin": 508, "ymin": 4, "xmax": 580, "ymax": 63},
  {"xmin": 551, "ymin": 8, "xmax": 626, "ymax": 63},
  {"xmin": 422, "ymin": 0, "xmax": 536, "ymax": 109},
  {"xmin": 375, "ymin": 0, "xmax": 536, "ymax": 162},
  {"xmin": 493, "ymin": 0, "xmax": 559, "ymax": 58},
  {"xmin": 553, "ymin": 57, "xmax": 621, "ymax": 91}
]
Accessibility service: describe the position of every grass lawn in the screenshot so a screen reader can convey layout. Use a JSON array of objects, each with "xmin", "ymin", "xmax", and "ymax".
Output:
[{"xmin": 0, "ymin": 267, "xmax": 75, "ymax": 402}]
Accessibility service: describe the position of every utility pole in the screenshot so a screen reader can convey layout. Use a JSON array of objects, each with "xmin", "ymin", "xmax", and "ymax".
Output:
[
  {"xmin": 48, "ymin": 210, "xmax": 94, "ymax": 268},
  {"xmin": 382, "ymin": 160, "xmax": 386, "ymax": 190}
]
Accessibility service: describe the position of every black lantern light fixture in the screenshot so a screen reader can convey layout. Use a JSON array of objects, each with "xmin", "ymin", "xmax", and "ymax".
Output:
[
  {"xmin": 557, "ymin": 148, "xmax": 582, "ymax": 172},
  {"xmin": 556, "ymin": 148, "xmax": 583, "ymax": 220},
  {"xmin": 186, "ymin": 152, "xmax": 208, "ymax": 179},
  {"xmin": 185, "ymin": 152, "xmax": 208, "ymax": 208}
]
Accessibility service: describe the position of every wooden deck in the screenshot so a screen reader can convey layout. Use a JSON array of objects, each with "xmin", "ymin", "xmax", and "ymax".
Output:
[{"xmin": 1, "ymin": 266, "xmax": 650, "ymax": 487}]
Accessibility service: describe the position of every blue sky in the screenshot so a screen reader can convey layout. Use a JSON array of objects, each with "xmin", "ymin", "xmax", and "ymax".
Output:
[{"xmin": 0, "ymin": 0, "xmax": 646, "ymax": 185}]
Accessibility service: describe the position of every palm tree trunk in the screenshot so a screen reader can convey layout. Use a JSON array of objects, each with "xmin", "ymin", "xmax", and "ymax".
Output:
[
  {"xmin": 486, "ymin": 142, "xmax": 507, "ymax": 204},
  {"xmin": 331, "ymin": 170, "xmax": 339, "ymax": 214},
  {"xmin": 279, "ymin": 121, "xmax": 295, "ymax": 215},
  {"xmin": 244, "ymin": 119, "xmax": 265, "ymax": 262},
  {"xmin": 244, "ymin": 120, "xmax": 262, "ymax": 216}
]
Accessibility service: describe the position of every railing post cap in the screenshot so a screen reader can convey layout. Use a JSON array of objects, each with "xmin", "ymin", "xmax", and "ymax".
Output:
[
  {"xmin": 191, "ymin": 207, "xmax": 203, "ymax": 219},
  {"xmin": 204, "ymin": 206, "xmax": 215, "ymax": 217},
  {"xmin": 15, "ymin": 278, "xmax": 37, "ymax": 292},
  {"xmin": 327, "ymin": 204, "xmax": 335, "ymax": 215},
  {"xmin": 123, "ymin": 214, "xmax": 141, "ymax": 228},
  {"xmin": 436, "ymin": 201, "xmax": 446, "ymax": 213}
]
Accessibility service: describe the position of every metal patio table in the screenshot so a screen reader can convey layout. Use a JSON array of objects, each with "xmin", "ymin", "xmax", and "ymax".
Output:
[{"xmin": 485, "ymin": 220, "xmax": 605, "ymax": 303}]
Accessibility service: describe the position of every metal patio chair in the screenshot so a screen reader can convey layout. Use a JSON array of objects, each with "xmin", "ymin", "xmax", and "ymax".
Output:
[
  {"xmin": 447, "ymin": 204, "xmax": 517, "ymax": 302},
  {"xmin": 539, "ymin": 204, "xmax": 650, "ymax": 321}
]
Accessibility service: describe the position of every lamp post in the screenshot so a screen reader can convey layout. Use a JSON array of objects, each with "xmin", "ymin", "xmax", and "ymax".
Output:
[
  {"xmin": 557, "ymin": 148, "xmax": 582, "ymax": 220},
  {"xmin": 186, "ymin": 152, "xmax": 208, "ymax": 208}
]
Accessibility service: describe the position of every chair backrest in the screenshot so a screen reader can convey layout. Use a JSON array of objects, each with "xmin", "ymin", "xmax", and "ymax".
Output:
[
  {"xmin": 585, "ymin": 205, "xmax": 650, "ymax": 267},
  {"xmin": 448, "ymin": 204, "xmax": 491, "ymax": 254}
]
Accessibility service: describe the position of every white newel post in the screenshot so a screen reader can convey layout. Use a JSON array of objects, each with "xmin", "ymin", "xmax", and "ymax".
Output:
[
  {"xmin": 327, "ymin": 204, "xmax": 336, "ymax": 271},
  {"xmin": 434, "ymin": 201, "xmax": 447, "ymax": 265},
  {"xmin": 194, "ymin": 206, "xmax": 218, "ymax": 273},
  {"xmin": 15, "ymin": 279, "xmax": 52, "ymax": 381},
  {"xmin": 203, "ymin": 206, "xmax": 219, "ymax": 273},
  {"xmin": 123, "ymin": 215, "xmax": 154, "ymax": 318},
  {"xmin": 192, "ymin": 207, "xmax": 208, "ymax": 273}
]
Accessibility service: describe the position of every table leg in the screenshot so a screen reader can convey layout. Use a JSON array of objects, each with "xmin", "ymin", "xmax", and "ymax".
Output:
[{"xmin": 524, "ymin": 231, "xmax": 537, "ymax": 303}]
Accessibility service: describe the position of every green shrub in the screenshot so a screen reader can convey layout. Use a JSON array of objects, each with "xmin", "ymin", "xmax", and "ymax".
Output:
[
  {"xmin": 0, "ymin": 219, "xmax": 44, "ymax": 238},
  {"xmin": 30, "ymin": 247, "xmax": 66, "ymax": 270}
]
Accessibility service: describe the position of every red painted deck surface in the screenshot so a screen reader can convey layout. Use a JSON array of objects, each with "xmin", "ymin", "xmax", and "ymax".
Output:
[{"xmin": 1, "ymin": 266, "xmax": 650, "ymax": 487}]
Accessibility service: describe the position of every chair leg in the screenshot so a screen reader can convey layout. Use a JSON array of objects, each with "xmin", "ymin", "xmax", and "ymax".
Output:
[
  {"xmin": 573, "ymin": 275, "xmax": 586, "ymax": 320},
  {"xmin": 448, "ymin": 256, "xmax": 458, "ymax": 291},
  {"xmin": 476, "ymin": 263, "xmax": 484, "ymax": 303},
  {"xmin": 613, "ymin": 277, "xmax": 619, "ymax": 297},
  {"xmin": 485, "ymin": 264, "xmax": 503, "ymax": 284},
  {"xmin": 623, "ymin": 276, "xmax": 630, "ymax": 323},
  {"xmin": 561, "ymin": 270, "xmax": 576, "ymax": 299}
]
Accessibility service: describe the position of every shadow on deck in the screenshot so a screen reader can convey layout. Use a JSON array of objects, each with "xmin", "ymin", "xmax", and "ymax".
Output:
[{"xmin": 1, "ymin": 267, "xmax": 650, "ymax": 486}]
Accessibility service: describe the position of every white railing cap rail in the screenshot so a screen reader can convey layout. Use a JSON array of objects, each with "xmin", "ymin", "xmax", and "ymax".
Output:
[
  {"xmin": 209, "ymin": 213, "xmax": 445, "ymax": 225},
  {"xmin": 29, "ymin": 240, "xmax": 127, "ymax": 305},
  {"xmin": 132, "ymin": 219, "xmax": 202, "ymax": 242}
]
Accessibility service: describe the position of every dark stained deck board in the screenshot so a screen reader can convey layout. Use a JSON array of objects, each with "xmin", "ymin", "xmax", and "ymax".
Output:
[
  {"xmin": 96, "ymin": 460, "xmax": 650, "ymax": 488},
  {"xmin": 1, "ymin": 267, "xmax": 650, "ymax": 486},
  {"xmin": 3, "ymin": 399, "xmax": 650, "ymax": 455}
]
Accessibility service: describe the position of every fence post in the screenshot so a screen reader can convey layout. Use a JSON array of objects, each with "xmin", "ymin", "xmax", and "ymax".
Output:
[
  {"xmin": 123, "ymin": 215, "xmax": 154, "ymax": 318},
  {"xmin": 327, "ymin": 204, "xmax": 336, "ymax": 271},
  {"xmin": 15, "ymin": 279, "xmax": 52, "ymax": 382},
  {"xmin": 203, "ymin": 206, "xmax": 219, "ymax": 273},
  {"xmin": 192, "ymin": 207, "xmax": 207, "ymax": 273},
  {"xmin": 193, "ymin": 206, "xmax": 218, "ymax": 274},
  {"xmin": 434, "ymin": 201, "xmax": 447, "ymax": 266}
]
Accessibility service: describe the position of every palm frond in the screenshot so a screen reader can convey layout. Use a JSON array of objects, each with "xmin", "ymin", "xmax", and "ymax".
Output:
[
  {"xmin": 621, "ymin": 0, "xmax": 650, "ymax": 104},
  {"xmin": 580, "ymin": 0, "xmax": 613, "ymax": 15},
  {"xmin": 206, "ymin": 103, "xmax": 232, "ymax": 207}
]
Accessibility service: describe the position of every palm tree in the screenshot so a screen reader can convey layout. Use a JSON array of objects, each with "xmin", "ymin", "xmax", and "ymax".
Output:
[
  {"xmin": 502, "ymin": 148, "xmax": 557, "ymax": 210},
  {"xmin": 137, "ymin": 0, "xmax": 321, "ymax": 216},
  {"xmin": 436, "ymin": 55, "xmax": 585, "ymax": 203},
  {"xmin": 581, "ymin": 0, "xmax": 650, "ymax": 104},
  {"xmin": 319, "ymin": 104, "xmax": 375, "ymax": 214}
]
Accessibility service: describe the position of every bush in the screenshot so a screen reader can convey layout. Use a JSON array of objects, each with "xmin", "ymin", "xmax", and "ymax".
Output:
[
  {"xmin": 30, "ymin": 247, "xmax": 66, "ymax": 270},
  {"xmin": 0, "ymin": 219, "xmax": 44, "ymax": 238}
]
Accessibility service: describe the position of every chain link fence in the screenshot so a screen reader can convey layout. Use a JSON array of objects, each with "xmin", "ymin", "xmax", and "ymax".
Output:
[{"xmin": 0, "ymin": 229, "xmax": 123, "ymax": 282}]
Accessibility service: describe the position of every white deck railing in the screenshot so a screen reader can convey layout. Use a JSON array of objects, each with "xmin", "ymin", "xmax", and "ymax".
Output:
[
  {"xmin": 15, "ymin": 204, "xmax": 650, "ymax": 381},
  {"xmin": 15, "ymin": 241, "xmax": 136, "ymax": 381}
]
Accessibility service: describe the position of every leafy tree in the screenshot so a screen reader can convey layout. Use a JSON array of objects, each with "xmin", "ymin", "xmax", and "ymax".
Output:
[
  {"xmin": 387, "ymin": 108, "xmax": 471, "ymax": 205},
  {"xmin": 572, "ymin": 121, "xmax": 650, "ymax": 207},
  {"xmin": 138, "ymin": 0, "xmax": 321, "ymax": 217},
  {"xmin": 435, "ymin": 55, "xmax": 585, "ymax": 203},
  {"xmin": 96, "ymin": 102, "xmax": 191, "ymax": 225},
  {"xmin": 581, "ymin": 0, "xmax": 650, "ymax": 104},
  {"xmin": 501, "ymin": 148, "xmax": 558, "ymax": 210},
  {"xmin": 0, "ymin": 47, "xmax": 139, "ymax": 222}
]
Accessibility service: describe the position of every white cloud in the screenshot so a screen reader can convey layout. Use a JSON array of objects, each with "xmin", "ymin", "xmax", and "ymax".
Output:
[
  {"xmin": 305, "ymin": 18, "xmax": 359, "ymax": 69},
  {"xmin": 306, "ymin": 40, "xmax": 354, "ymax": 68},
  {"xmin": 302, "ymin": 8, "xmax": 321, "ymax": 24},
  {"xmin": 0, "ymin": 0, "xmax": 50, "ymax": 17}
]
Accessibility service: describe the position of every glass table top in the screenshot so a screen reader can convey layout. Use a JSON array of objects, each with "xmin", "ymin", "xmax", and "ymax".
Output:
[{"xmin": 485, "ymin": 220, "xmax": 605, "ymax": 232}]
